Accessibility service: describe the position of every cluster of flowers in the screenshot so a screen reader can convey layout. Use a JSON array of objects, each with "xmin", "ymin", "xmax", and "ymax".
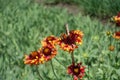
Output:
[
  {"xmin": 112, "ymin": 12, "xmax": 120, "ymax": 40},
  {"xmin": 112, "ymin": 12, "xmax": 120, "ymax": 41},
  {"xmin": 24, "ymin": 30, "xmax": 85, "ymax": 80},
  {"xmin": 108, "ymin": 12, "xmax": 120, "ymax": 51},
  {"xmin": 24, "ymin": 35, "xmax": 58, "ymax": 65},
  {"xmin": 107, "ymin": 29, "xmax": 120, "ymax": 51}
]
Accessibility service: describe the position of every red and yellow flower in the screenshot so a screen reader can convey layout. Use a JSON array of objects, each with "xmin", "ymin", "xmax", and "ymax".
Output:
[
  {"xmin": 67, "ymin": 62, "xmax": 85, "ymax": 80},
  {"xmin": 58, "ymin": 30, "xmax": 83, "ymax": 52},
  {"xmin": 113, "ymin": 31, "xmax": 120, "ymax": 40},
  {"xmin": 112, "ymin": 12, "xmax": 120, "ymax": 26},
  {"xmin": 24, "ymin": 51, "xmax": 45, "ymax": 65},
  {"xmin": 41, "ymin": 35, "xmax": 59, "ymax": 47},
  {"xmin": 39, "ymin": 45, "xmax": 57, "ymax": 61}
]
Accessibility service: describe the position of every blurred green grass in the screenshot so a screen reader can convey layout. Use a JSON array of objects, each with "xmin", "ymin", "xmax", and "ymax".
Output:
[
  {"xmin": 79, "ymin": 0, "xmax": 120, "ymax": 17},
  {"xmin": 0, "ymin": 0, "xmax": 120, "ymax": 80},
  {"xmin": 43, "ymin": 0, "xmax": 120, "ymax": 17}
]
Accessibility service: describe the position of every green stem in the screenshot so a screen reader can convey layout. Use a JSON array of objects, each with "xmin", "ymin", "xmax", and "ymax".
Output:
[
  {"xmin": 115, "ymin": 41, "xmax": 120, "ymax": 66},
  {"xmin": 54, "ymin": 57, "xmax": 66, "ymax": 69},
  {"xmin": 71, "ymin": 52, "xmax": 75, "ymax": 80},
  {"xmin": 36, "ymin": 66, "xmax": 44, "ymax": 80},
  {"xmin": 71, "ymin": 52, "xmax": 75, "ymax": 65},
  {"xmin": 87, "ymin": 59, "xmax": 90, "ymax": 80},
  {"xmin": 50, "ymin": 60, "xmax": 59, "ymax": 79}
]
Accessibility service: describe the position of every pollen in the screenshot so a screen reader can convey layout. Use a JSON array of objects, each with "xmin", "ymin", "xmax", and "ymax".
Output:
[{"xmin": 74, "ymin": 68, "xmax": 79, "ymax": 73}]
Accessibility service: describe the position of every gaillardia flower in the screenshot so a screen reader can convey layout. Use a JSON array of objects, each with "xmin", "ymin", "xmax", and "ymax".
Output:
[
  {"xmin": 41, "ymin": 35, "xmax": 59, "ymax": 47},
  {"xmin": 112, "ymin": 12, "xmax": 120, "ymax": 26},
  {"xmin": 67, "ymin": 63, "xmax": 85, "ymax": 80},
  {"xmin": 113, "ymin": 31, "xmax": 120, "ymax": 40},
  {"xmin": 40, "ymin": 45, "xmax": 57, "ymax": 61},
  {"xmin": 58, "ymin": 30, "xmax": 83, "ymax": 52},
  {"xmin": 24, "ymin": 51, "xmax": 45, "ymax": 65},
  {"xmin": 108, "ymin": 45, "xmax": 115, "ymax": 51}
]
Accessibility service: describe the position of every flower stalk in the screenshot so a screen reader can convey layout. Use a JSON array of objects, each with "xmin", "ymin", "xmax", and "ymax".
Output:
[
  {"xmin": 65, "ymin": 24, "xmax": 75, "ymax": 80},
  {"xmin": 36, "ymin": 66, "xmax": 44, "ymax": 80},
  {"xmin": 65, "ymin": 24, "xmax": 75, "ymax": 65},
  {"xmin": 51, "ymin": 60, "xmax": 59, "ymax": 79},
  {"xmin": 54, "ymin": 57, "xmax": 66, "ymax": 69},
  {"xmin": 71, "ymin": 52, "xmax": 75, "ymax": 65}
]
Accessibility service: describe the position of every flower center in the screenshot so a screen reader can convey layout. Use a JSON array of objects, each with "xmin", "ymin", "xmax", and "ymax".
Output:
[
  {"xmin": 63, "ymin": 36, "xmax": 75, "ymax": 45},
  {"xmin": 74, "ymin": 67, "xmax": 79, "ymax": 73},
  {"xmin": 43, "ymin": 47, "xmax": 51, "ymax": 56},
  {"xmin": 73, "ymin": 66, "xmax": 80, "ymax": 75}
]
